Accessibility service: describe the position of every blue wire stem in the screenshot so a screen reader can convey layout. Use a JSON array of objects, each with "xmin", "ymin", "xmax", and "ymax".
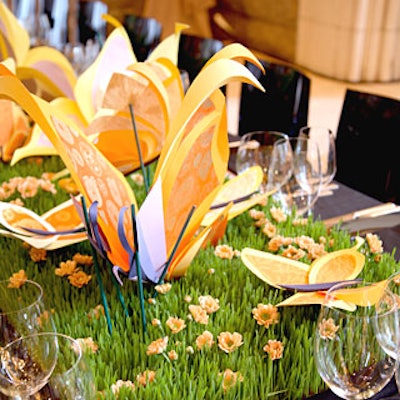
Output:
[
  {"xmin": 80, "ymin": 196, "xmax": 113, "ymax": 335},
  {"xmin": 130, "ymin": 205, "xmax": 147, "ymax": 338},
  {"xmin": 129, "ymin": 103, "xmax": 149, "ymax": 194},
  {"xmin": 153, "ymin": 205, "xmax": 196, "ymax": 298}
]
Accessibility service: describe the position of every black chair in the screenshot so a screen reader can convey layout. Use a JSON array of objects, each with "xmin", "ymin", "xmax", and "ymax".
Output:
[
  {"xmin": 177, "ymin": 33, "xmax": 224, "ymax": 84},
  {"xmin": 335, "ymin": 89, "xmax": 400, "ymax": 203},
  {"xmin": 237, "ymin": 60, "xmax": 310, "ymax": 137},
  {"xmin": 123, "ymin": 15, "xmax": 162, "ymax": 62}
]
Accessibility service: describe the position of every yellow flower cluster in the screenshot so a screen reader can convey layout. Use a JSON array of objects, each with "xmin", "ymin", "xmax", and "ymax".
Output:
[
  {"xmin": 366, "ymin": 233, "xmax": 383, "ymax": 254},
  {"xmin": 154, "ymin": 282, "xmax": 172, "ymax": 294},
  {"xmin": 55, "ymin": 253, "xmax": 92, "ymax": 288},
  {"xmin": 252, "ymin": 303, "xmax": 283, "ymax": 360},
  {"xmin": 0, "ymin": 174, "xmax": 56, "ymax": 201},
  {"xmin": 249, "ymin": 207, "xmax": 329, "ymax": 261}
]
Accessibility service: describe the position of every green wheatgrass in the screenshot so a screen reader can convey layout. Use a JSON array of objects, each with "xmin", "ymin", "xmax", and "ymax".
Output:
[{"xmin": 0, "ymin": 156, "xmax": 398, "ymax": 399}]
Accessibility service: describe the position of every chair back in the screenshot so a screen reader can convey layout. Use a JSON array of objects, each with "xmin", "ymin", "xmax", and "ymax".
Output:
[
  {"xmin": 335, "ymin": 89, "xmax": 400, "ymax": 203},
  {"xmin": 238, "ymin": 60, "xmax": 310, "ymax": 137},
  {"xmin": 178, "ymin": 34, "xmax": 224, "ymax": 83}
]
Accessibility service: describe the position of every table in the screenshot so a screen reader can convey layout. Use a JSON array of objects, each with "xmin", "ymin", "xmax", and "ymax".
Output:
[
  {"xmin": 314, "ymin": 182, "xmax": 400, "ymax": 260},
  {"xmin": 1, "ymin": 157, "xmax": 400, "ymax": 399}
]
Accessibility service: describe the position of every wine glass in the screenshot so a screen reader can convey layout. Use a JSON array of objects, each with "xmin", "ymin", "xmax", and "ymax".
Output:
[
  {"xmin": 299, "ymin": 126, "xmax": 337, "ymax": 189},
  {"xmin": 314, "ymin": 280, "xmax": 397, "ymax": 399},
  {"xmin": 42, "ymin": 333, "xmax": 96, "ymax": 399},
  {"xmin": 235, "ymin": 130, "xmax": 292, "ymax": 193},
  {"xmin": 0, "ymin": 279, "xmax": 55, "ymax": 346},
  {"xmin": 273, "ymin": 136, "xmax": 322, "ymax": 216},
  {"xmin": 0, "ymin": 332, "xmax": 58, "ymax": 398},
  {"xmin": 372, "ymin": 273, "xmax": 400, "ymax": 394}
]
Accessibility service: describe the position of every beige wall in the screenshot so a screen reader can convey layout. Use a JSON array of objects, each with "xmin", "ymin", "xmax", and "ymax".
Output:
[{"xmin": 106, "ymin": 0, "xmax": 400, "ymax": 82}]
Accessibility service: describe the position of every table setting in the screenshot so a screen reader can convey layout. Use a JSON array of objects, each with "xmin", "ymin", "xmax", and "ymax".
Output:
[{"xmin": 1, "ymin": 2, "xmax": 400, "ymax": 399}]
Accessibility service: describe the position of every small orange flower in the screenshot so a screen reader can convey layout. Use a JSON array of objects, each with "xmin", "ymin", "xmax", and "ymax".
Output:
[
  {"xmin": 146, "ymin": 337, "xmax": 168, "ymax": 355},
  {"xmin": 130, "ymin": 173, "xmax": 144, "ymax": 186},
  {"xmin": 168, "ymin": 350, "xmax": 178, "ymax": 361},
  {"xmin": 217, "ymin": 332, "xmax": 243, "ymax": 353},
  {"xmin": 111, "ymin": 380, "xmax": 135, "ymax": 396},
  {"xmin": 28, "ymin": 247, "xmax": 47, "ymax": 262},
  {"xmin": 199, "ymin": 295, "xmax": 220, "ymax": 314},
  {"xmin": 36, "ymin": 310, "xmax": 51, "ymax": 328},
  {"xmin": 292, "ymin": 218, "xmax": 308, "ymax": 226},
  {"xmin": 248, "ymin": 209, "xmax": 265, "ymax": 220},
  {"xmin": 214, "ymin": 244, "xmax": 235, "ymax": 259},
  {"xmin": 270, "ymin": 206, "xmax": 287, "ymax": 223},
  {"xmin": 267, "ymin": 235, "xmax": 293, "ymax": 252},
  {"xmin": 195, "ymin": 330, "xmax": 214, "ymax": 350},
  {"xmin": 166, "ymin": 317, "xmax": 186, "ymax": 334},
  {"xmin": 8, "ymin": 269, "xmax": 27, "ymax": 288},
  {"xmin": 188, "ymin": 305, "xmax": 209, "ymax": 324},
  {"xmin": 67, "ymin": 271, "xmax": 92, "ymax": 288},
  {"xmin": 152, "ymin": 318, "xmax": 161, "ymax": 327},
  {"xmin": 262, "ymin": 221, "xmax": 277, "ymax": 238},
  {"xmin": 88, "ymin": 305, "xmax": 104, "ymax": 320},
  {"xmin": 72, "ymin": 253, "xmax": 93, "ymax": 266},
  {"xmin": 184, "ymin": 295, "xmax": 192, "ymax": 303},
  {"xmin": 319, "ymin": 318, "xmax": 339, "ymax": 340},
  {"xmin": 263, "ymin": 339, "xmax": 284, "ymax": 360},
  {"xmin": 219, "ymin": 369, "xmax": 243, "ymax": 393},
  {"xmin": 136, "ymin": 370, "xmax": 156, "ymax": 387},
  {"xmin": 366, "ymin": 233, "xmax": 383, "ymax": 254},
  {"xmin": 55, "ymin": 260, "xmax": 78, "ymax": 276},
  {"xmin": 252, "ymin": 303, "xmax": 280, "ymax": 328},
  {"xmin": 281, "ymin": 245, "xmax": 306, "ymax": 260},
  {"xmin": 76, "ymin": 337, "xmax": 99, "ymax": 353},
  {"xmin": 154, "ymin": 283, "xmax": 172, "ymax": 294}
]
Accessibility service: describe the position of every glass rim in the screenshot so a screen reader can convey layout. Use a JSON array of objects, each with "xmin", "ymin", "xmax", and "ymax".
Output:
[
  {"xmin": 299, "ymin": 126, "xmax": 334, "ymax": 135},
  {"xmin": 2, "ymin": 331, "xmax": 83, "ymax": 368},
  {"xmin": 0, "ymin": 279, "xmax": 44, "ymax": 317},
  {"xmin": 322, "ymin": 279, "xmax": 397, "ymax": 318},
  {"xmin": 240, "ymin": 130, "xmax": 289, "ymax": 142}
]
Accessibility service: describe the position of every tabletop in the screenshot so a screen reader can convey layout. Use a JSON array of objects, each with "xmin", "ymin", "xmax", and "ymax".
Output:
[{"xmin": 314, "ymin": 182, "xmax": 400, "ymax": 261}]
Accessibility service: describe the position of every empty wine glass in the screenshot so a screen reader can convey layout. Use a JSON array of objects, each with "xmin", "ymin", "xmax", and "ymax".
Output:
[
  {"xmin": 299, "ymin": 126, "xmax": 337, "ymax": 189},
  {"xmin": 0, "ymin": 332, "xmax": 58, "ymax": 398},
  {"xmin": 43, "ymin": 333, "xmax": 96, "ymax": 399},
  {"xmin": 273, "ymin": 136, "xmax": 322, "ymax": 216},
  {"xmin": 235, "ymin": 130, "xmax": 292, "ymax": 194},
  {"xmin": 314, "ymin": 280, "xmax": 397, "ymax": 399},
  {"xmin": 0, "ymin": 279, "xmax": 55, "ymax": 346},
  {"xmin": 372, "ymin": 273, "xmax": 400, "ymax": 394}
]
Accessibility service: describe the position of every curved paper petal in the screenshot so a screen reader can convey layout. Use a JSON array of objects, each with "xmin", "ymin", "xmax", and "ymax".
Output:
[
  {"xmin": 11, "ymin": 97, "xmax": 88, "ymax": 165},
  {"xmin": 147, "ymin": 23, "xmax": 189, "ymax": 65},
  {"xmin": 74, "ymin": 26, "xmax": 136, "ymax": 121},
  {"xmin": 0, "ymin": 3, "xmax": 29, "ymax": 64}
]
